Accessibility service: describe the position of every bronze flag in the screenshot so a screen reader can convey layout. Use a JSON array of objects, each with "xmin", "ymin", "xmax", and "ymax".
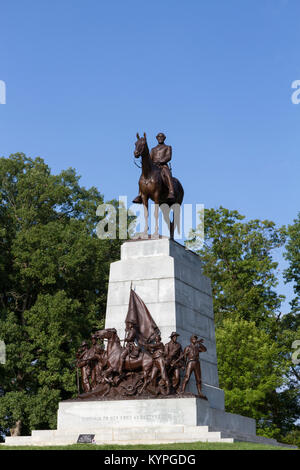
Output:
[{"xmin": 125, "ymin": 288, "xmax": 160, "ymax": 344}]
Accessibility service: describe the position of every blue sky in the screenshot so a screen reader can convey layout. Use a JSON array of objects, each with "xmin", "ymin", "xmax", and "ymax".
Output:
[{"xmin": 0, "ymin": 0, "xmax": 299, "ymax": 312}]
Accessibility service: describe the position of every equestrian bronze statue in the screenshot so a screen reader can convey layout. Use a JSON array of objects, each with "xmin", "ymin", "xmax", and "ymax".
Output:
[{"xmin": 133, "ymin": 132, "xmax": 184, "ymax": 239}]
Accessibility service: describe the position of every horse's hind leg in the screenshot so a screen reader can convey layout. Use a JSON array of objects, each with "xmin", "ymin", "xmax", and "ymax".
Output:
[{"xmin": 152, "ymin": 202, "xmax": 159, "ymax": 238}]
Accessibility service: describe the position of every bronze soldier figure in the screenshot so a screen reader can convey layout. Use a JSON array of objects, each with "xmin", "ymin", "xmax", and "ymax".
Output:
[
  {"xmin": 133, "ymin": 132, "xmax": 175, "ymax": 204},
  {"xmin": 76, "ymin": 341, "xmax": 92, "ymax": 393},
  {"xmin": 180, "ymin": 335, "xmax": 207, "ymax": 399},
  {"xmin": 89, "ymin": 334, "xmax": 105, "ymax": 389},
  {"xmin": 118, "ymin": 320, "xmax": 140, "ymax": 375},
  {"xmin": 143, "ymin": 333, "xmax": 170, "ymax": 395},
  {"xmin": 164, "ymin": 332, "xmax": 184, "ymax": 391}
]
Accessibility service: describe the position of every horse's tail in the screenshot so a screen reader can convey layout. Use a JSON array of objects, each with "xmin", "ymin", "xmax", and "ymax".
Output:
[
  {"xmin": 161, "ymin": 203, "xmax": 171, "ymax": 228},
  {"xmin": 174, "ymin": 181, "xmax": 184, "ymax": 237}
]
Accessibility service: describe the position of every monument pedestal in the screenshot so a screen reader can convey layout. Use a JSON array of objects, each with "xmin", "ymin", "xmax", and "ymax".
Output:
[
  {"xmin": 56, "ymin": 396, "xmax": 255, "ymax": 433},
  {"xmin": 3, "ymin": 239, "xmax": 294, "ymax": 447},
  {"xmin": 105, "ymin": 238, "xmax": 224, "ymax": 410},
  {"xmin": 4, "ymin": 397, "xmax": 292, "ymax": 447}
]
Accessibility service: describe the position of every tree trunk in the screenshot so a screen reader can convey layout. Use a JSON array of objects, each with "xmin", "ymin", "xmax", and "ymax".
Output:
[{"xmin": 10, "ymin": 420, "xmax": 21, "ymax": 436}]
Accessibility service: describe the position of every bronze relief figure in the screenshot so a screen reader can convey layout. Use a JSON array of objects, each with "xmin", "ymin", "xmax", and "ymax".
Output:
[
  {"xmin": 133, "ymin": 132, "xmax": 184, "ymax": 239},
  {"xmin": 164, "ymin": 332, "xmax": 184, "ymax": 392},
  {"xmin": 180, "ymin": 335, "xmax": 207, "ymax": 399}
]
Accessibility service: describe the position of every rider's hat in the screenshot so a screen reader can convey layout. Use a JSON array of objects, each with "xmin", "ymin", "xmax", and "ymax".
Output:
[
  {"xmin": 81, "ymin": 340, "xmax": 88, "ymax": 347},
  {"xmin": 156, "ymin": 132, "xmax": 166, "ymax": 139},
  {"xmin": 169, "ymin": 332, "xmax": 180, "ymax": 338}
]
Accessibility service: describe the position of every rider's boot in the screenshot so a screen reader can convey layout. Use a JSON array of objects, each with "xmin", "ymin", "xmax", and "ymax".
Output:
[
  {"xmin": 162, "ymin": 166, "xmax": 175, "ymax": 202},
  {"xmin": 132, "ymin": 194, "xmax": 143, "ymax": 204}
]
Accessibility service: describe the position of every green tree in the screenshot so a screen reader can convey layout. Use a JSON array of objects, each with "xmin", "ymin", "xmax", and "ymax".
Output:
[
  {"xmin": 284, "ymin": 212, "xmax": 300, "ymax": 315},
  {"xmin": 0, "ymin": 153, "xmax": 123, "ymax": 436},
  {"xmin": 280, "ymin": 428, "xmax": 300, "ymax": 449},
  {"xmin": 216, "ymin": 318, "xmax": 287, "ymax": 429},
  {"xmin": 281, "ymin": 212, "xmax": 300, "ymax": 432},
  {"xmin": 186, "ymin": 207, "xmax": 285, "ymax": 327},
  {"xmin": 186, "ymin": 207, "xmax": 300, "ymax": 435}
]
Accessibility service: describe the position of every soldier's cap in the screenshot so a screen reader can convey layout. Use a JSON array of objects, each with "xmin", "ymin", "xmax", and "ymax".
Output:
[
  {"xmin": 81, "ymin": 341, "xmax": 88, "ymax": 347},
  {"xmin": 91, "ymin": 334, "xmax": 97, "ymax": 339},
  {"xmin": 156, "ymin": 132, "xmax": 166, "ymax": 139},
  {"xmin": 169, "ymin": 332, "xmax": 180, "ymax": 338}
]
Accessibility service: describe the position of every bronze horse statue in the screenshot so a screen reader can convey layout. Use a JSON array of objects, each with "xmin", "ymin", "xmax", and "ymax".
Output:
[
  {"xmin": 133, "ymin": 133, "xmax": 184, "ymax": 239},
  {"xmin": 94, "ymin": 328, "xmax": 153, "ymax": 391}
]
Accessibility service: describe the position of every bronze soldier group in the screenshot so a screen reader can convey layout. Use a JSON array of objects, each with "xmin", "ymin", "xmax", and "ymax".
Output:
[{"xmin": 76, "ymin": 327, "xmax": 207, "ymax": 400}]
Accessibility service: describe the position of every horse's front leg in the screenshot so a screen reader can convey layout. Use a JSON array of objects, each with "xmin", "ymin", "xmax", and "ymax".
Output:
[
  {"xmin": 152, "ymin": 202, "xmax": 159, "ymax": 239},
  {"xmin": 141, "ymin": 196, "xmax": 149, "ymax": 239}
]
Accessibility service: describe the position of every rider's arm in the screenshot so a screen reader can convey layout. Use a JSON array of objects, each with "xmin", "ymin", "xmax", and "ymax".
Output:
[{"xmin": 197, "ymin": 340, "xmax": 207, "ymax": 353}]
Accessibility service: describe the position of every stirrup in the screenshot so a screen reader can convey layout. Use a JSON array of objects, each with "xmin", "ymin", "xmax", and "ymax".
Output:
[{"xmin": 132, "ymin": 195, "xmax": 142, "ymax": 204}]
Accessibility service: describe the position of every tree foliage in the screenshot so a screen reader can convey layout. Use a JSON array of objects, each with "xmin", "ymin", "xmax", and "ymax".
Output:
[
  {"xmin": 186, "ymin": 207, "xmax": 300, "ymax": 435},
  {"xmin": 284, "ymin": 212, "xmax": 300, "ymax": 314},
  {"xmin": 187, "ymin": 207, "xmax": 285, "ymax": 327},
  {"xmin": 0, "ymin": 153, "xmax": 122, "ymax": 435},
  {"xmin": 216, "ymin": 318, "xmax": 286, "ymax": 422}
]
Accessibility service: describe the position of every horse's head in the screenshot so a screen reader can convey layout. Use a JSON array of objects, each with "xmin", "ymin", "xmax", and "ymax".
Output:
[
  {"xmin": 94, "ymin": 328, "xmax": 118, "ymax": 341},
  {"xmin": 134, "ymin": 132, "xmax": 148, "ymax": 158}
]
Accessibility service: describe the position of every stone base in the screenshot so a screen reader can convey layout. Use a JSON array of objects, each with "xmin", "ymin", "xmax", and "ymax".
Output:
[
  {"xmin": 4, "ymin": 427, "xmax": 295, "ymax": 447},
  {"xmin": 56, "ymin": 397, "xmax": 255, "ymax": 434},
  {"xmin": 3, "ymin": 398, "xmax": 296, "ymax": 447}
]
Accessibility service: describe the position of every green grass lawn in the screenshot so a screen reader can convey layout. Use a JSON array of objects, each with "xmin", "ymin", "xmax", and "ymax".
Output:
[{"xmin": 0, "ymin": 441, "xmax": 297, "ymax": 450}]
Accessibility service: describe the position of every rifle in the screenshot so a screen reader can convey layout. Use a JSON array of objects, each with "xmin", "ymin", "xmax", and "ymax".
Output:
[{"xmin": 76, "ymin": 367, "xmax": 80, "ymax": 395}]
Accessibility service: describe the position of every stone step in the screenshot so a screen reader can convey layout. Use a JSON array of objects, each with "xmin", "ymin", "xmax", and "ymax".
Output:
[
  {"xmin": 3, "ymin": 425, "xmax": 297, "ymax": 448},
  {"xmin": 4, "ymin": 436, "xmax": 33, "ymax": 446},
  {"xmin": 208, "ymin": 428, "xmax": 297, "ymax": 448}
]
